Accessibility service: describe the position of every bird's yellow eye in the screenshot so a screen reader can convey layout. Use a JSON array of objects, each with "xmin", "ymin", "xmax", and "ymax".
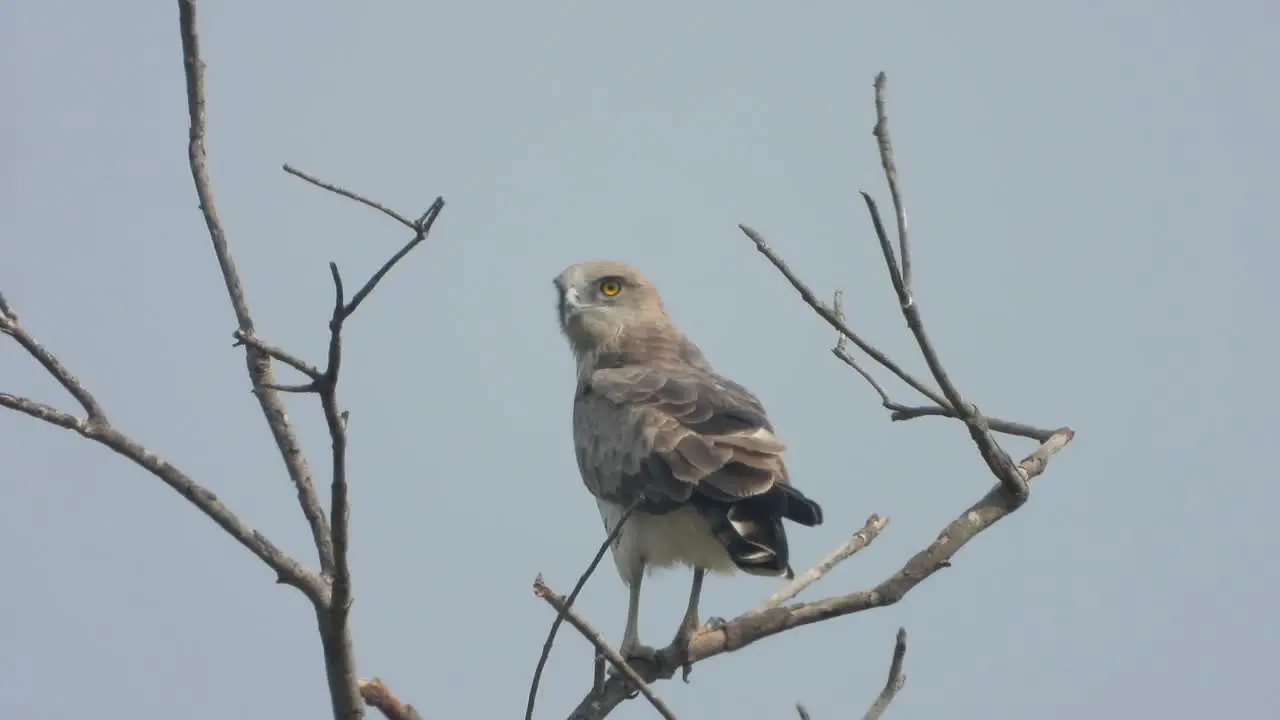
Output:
[{"xmin": 598, "ymin": 279, "xmax": 622, "ymax": 297}]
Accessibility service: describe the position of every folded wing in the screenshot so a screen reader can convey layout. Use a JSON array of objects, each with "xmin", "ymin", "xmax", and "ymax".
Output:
[{"xmin": 573, "ymin": 363, "xmax": 824, "ymax": 576}]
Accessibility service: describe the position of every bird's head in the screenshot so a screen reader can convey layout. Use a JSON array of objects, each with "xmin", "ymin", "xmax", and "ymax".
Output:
[{"xmin": 553, "ymin": 260, "xmax": 668, "ymax": 355}]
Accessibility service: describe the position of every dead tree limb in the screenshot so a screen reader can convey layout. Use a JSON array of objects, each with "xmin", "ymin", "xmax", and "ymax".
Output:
[
  {"xmin": 534, "ymin": 72, "xmax": 1073, "ymax": 720},
  {"xmin": 2, "ymin": 3, "xmax": 445, "ymax": 719},
  {"xmin": 760, "ymin": 514, "xmax": 889, "ymax": 611},
  {"xmin": 177, "ymin": 0, "xmax": 334, "ymax": 575},
  {"xmin": 862, "ymin": 627, "xmax": 908, "ymax": 720},
  {"xmin": 794, "ymin": 627, "xmax": 907, "ymax": 720}
]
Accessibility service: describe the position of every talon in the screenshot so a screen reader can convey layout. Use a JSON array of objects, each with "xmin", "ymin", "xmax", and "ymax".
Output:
[
  {"xmin": 703, "ymin": 616, "xmax": 727, "ymax": 630},
  {"xmin": 668, "ymin": 627, "xmax": 698, "ymax": 684}
]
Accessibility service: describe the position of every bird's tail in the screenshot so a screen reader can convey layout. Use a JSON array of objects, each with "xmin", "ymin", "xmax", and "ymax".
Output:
[{"xmin": 696, "ymin": 484, "xmax": 824, "ymax": 578}]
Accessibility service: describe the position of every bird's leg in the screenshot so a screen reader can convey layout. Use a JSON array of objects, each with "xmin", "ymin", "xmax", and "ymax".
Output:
[
  {"xmin": 670, "ymin": 567, "xmax": 706, "ymax": 683},
  {"xmin": 617, "ymin": 562, "xmax": 658, "ymax": 665},
  {"xmin": 673, "ymin": 567, "xmax": 705, "ymax": 649}
]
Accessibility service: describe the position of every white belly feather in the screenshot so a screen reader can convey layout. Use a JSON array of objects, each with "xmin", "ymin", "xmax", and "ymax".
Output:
[{"xmin": 596, "ymin": 499, "xmax": 739, "ymax": 583}]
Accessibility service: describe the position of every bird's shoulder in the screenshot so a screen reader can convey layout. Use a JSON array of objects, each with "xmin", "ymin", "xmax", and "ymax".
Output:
[{"xmin": 579, "ymin": 362, "xmax": 775, "ymax": 438}]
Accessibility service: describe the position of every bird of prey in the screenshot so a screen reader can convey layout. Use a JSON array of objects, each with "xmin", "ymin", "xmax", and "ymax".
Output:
[{"xmin": 553, "ymin": 260, "xmax": 824, "ymax": 662}]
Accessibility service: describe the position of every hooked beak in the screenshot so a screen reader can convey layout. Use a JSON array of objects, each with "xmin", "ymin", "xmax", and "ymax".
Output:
[{"xmin": 556, "ymin": 284, "xmax": 584, "ymax": 327}]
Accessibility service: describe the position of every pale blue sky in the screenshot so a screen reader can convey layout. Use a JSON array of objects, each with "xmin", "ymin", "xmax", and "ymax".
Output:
[{"xmin": 3, "ymin": 1, "xmax": 1277, "ymax": 718}]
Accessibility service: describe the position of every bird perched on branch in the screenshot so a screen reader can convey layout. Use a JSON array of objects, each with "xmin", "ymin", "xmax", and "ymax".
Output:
[{"xmin": 553, "ymin": 260, "xmax": 824, "ymax": 662}]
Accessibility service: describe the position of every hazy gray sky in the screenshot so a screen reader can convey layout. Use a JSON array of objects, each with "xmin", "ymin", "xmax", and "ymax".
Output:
[{"xmin": 3, "ymin": 1, "xmax": 1277, "ymax": 718}]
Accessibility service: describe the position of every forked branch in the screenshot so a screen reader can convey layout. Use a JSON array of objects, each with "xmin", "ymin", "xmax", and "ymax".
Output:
[{"xmin": 0, "ymin": 294, "xmax": 327, "ymax": 605}]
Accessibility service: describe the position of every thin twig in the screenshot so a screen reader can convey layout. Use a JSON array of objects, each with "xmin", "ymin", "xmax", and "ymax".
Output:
[
  {"xmin": 345, "ymin": 197, "xmax": 445, "ymax": 317},
  {"xmin": 872, "ymin": 72, "xmax": 911, "ymax": 295},
  {"xmin": 0, "ymin": 307, "xmax": 327, "ymax": 605},
  {"xmin": 526, "ymin": 499, "xmax": 640, "ymax": 720},
  {"xmin": 262, "ymin": 382, "xmax": 318, "ymax": 394},
  {"xmin": 234, "ymin": 331, "xmax": 323, "ymax": 380},
  {"xmin": 860, "ymin": 192, "xmax": 970, "ymax": 418},
  {"xmin": 862, "ymin": 628, "xmax": 908, "ymax": 720},
  {"xmin": 534, "ymin": 579, "xmax": 680, "ymax": 720},
  {"xmin": 1015, "ymin": 427, "xmax": 1074, "ymax": 480},
  {"xmin": 887, "ymin": 404, "xmax": 1056, "ymax": 442},
  {"xmin": 359, "ymin": 678, "xmax": 424, "ymax": 720},
  {"xmin": 861, "ymin": 199, "xmax": 1027, "ymax": 500},
  {"xmin": 0, "ymin": 394, "xmax": 83, "ymax": 430},
  {"xmin": 760, "ymin": 515, "xmax": 888, "ymax": 610},
  {"xmin": 831, "ymin": 290, "xmax": 1053, "ymax": 441},
  {"xmin": 177, "ymin": 0, "xmax": 336, "ymax": 579},
  {"xmin": 835, "ymin": 345, "xmax": 1054, "ymax": 441},
  {"xmin": 830, "ymin": 291, "xmax": 894, "ymax": 407},
  {"xmin": 0, "ymin": 294, "xmax": 108, "ymax": 422},
  {"xmin": 283, "ymin": 164, "xmax": 419, "ymax": 231},
  {"xmin": 740, "ymin": 224, "xmax": 949, "ymax": 410},
  {"xmin": 833, "ymin": 346, "xmax": 893, "ymax": 407},
  {"xmin": 0, "ymin": 289, "xmax": 16, "ymax": 321}
]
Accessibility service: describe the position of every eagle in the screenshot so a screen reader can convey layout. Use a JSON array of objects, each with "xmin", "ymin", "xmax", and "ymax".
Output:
[{"xmin": 553, "ymin": 260, "xmax": 824, "ymax": 662}]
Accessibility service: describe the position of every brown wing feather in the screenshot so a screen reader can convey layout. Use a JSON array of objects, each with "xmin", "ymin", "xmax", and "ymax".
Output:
[
  {"xmin": 573, "ymin": 359, "xmax": 824, "ymax": 577},
  {"xmin": 574, "ymin": 363, "xmax": 822, "ymax": 522}
]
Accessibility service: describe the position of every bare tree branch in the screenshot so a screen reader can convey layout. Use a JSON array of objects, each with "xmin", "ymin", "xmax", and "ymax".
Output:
[
  {"xmin": 760, "ymin": 514, "xmax": 889, "ymax": 611},
  {"xmin": 535, "ymin": 579, "xmax": 680, "ymax": 720},
  {"xmin": 740, "ymin": 224, "xmax": 948, "ymax": 409},
  {"xmin": 359, "ymin": 679, "xmax": 424, "ymax": 720},
  {"xmin": 0, "ymin": 392, "xmax": 82, "ymax": 430},
  {"xmin": 0, "ymin": 293, "xmax": 108, "ymax": 422},
  {"xmin": 860, "ymin": 191, "xmax": 1029, "ymax": 501},
  {"xmin": 885, "ymin": 403, "xmax": 1056, "ymax": 442},
  {"xmin": 233, "ymin": 331, "xmax": 324, "ymax": 381},
  {"xmin": 342, "ymin": 196, "xmax": 446, "ymax": 317},
  {"xmin": 527, "ymin": 499, "xmax": 640, "ymax": 720},
  {"xmin": 830, "ymin": 295, "xmax": 1055, "ymax": 442},
  {"xmin": 244, "ymin": 175, "xmax": 442, "ymax": 719},
  {"xmin": 0, "ymin": 295, "xmax": 328, "ymax": 604},
  {"xmin": 830, "ymin": 291, "xmax": 894, "ymax": 407},
  {"xmin": 796, "ymin": 703, "xmax": 812, "ymax": 720},
  {"xmin": 862, "ymin": 628, "xmax": 907, "ymax": 720},
  {"xmin": 176, "ymin": 0, "xmax": 336, "ymax": 579},
  {"xmin": 283, "ymin": 164, "xmax": 420, "ymax": 232},
  {"xmin": 872, "ymin": 77, "xmax": 912, "ymax": 294}
]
